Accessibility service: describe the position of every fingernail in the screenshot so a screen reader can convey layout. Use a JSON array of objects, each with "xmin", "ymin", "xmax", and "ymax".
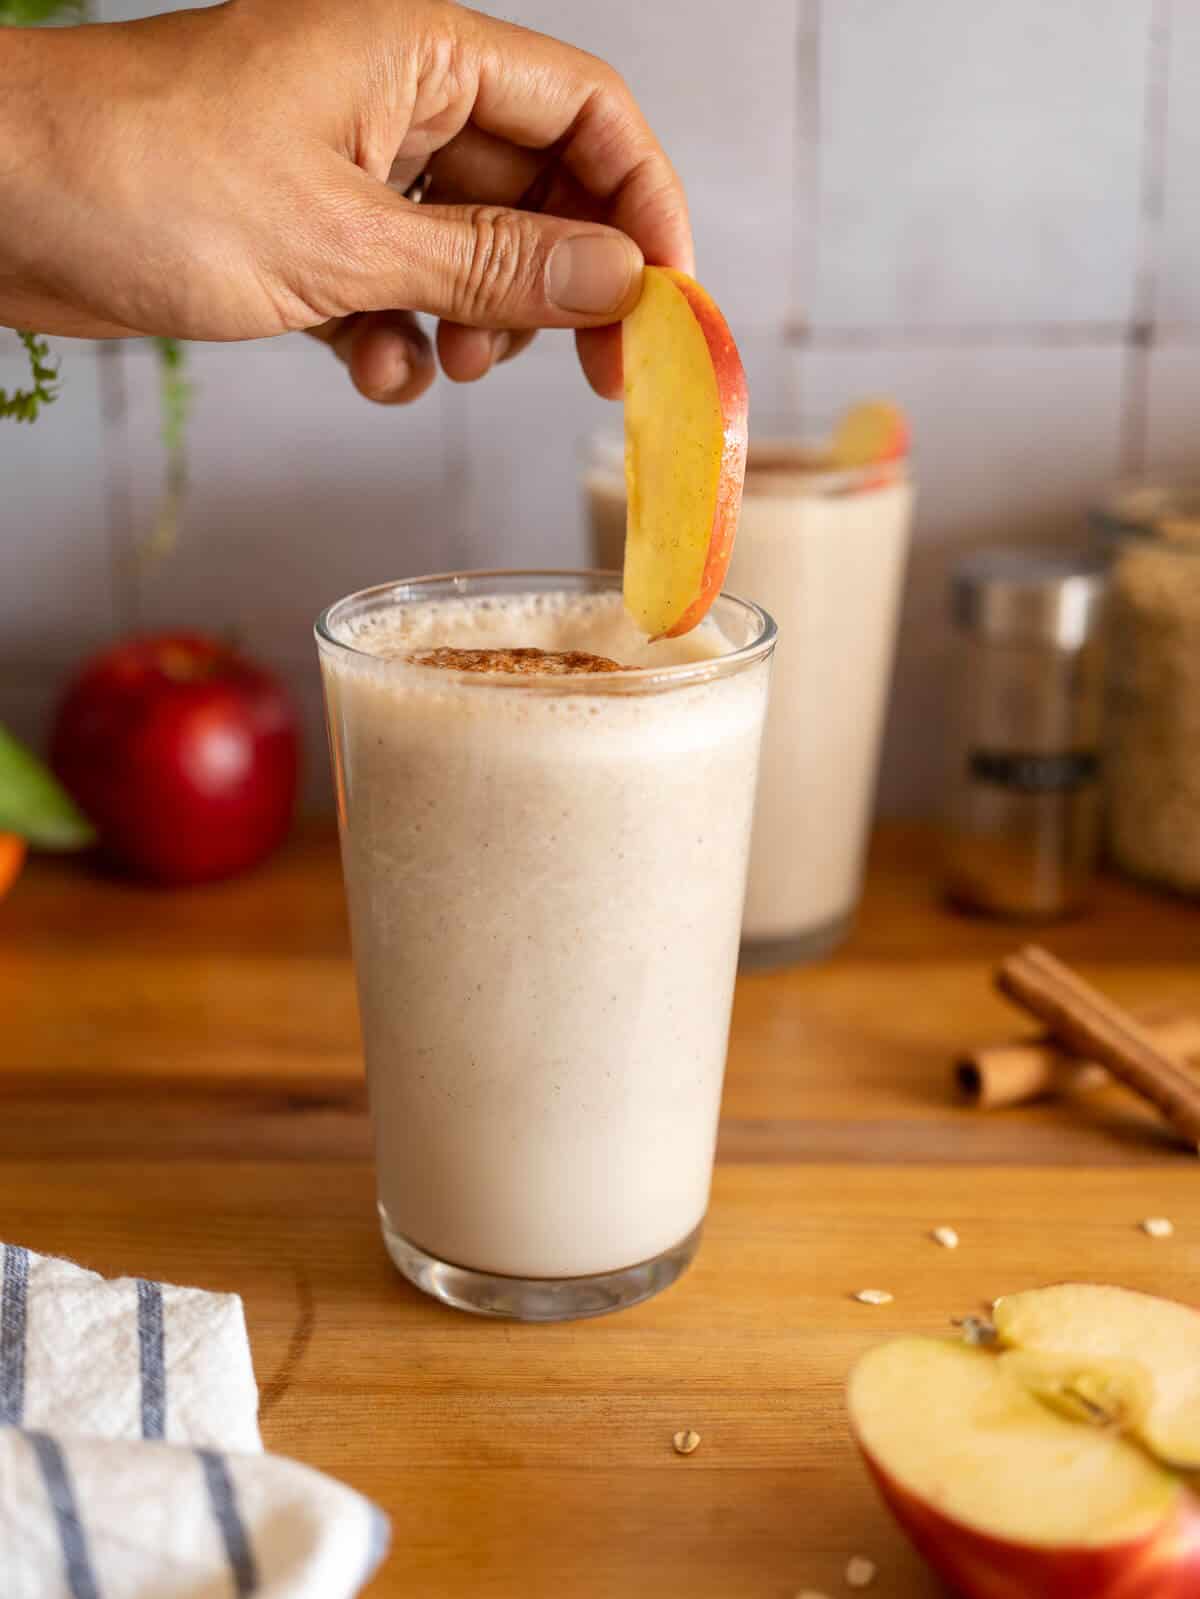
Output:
[
  {"xmin": 490, "ymin": 332, "xmax": 512, "ymax": 366},
  {"xmin": 368, "ymin": 346, "xmax": 411, "ymax": 400},
  {"xmin": 547, "ymin": 235, "xmax": 640, "ymax": 315}
]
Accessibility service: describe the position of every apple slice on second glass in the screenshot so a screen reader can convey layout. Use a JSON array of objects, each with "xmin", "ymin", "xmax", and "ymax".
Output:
[
  {"xmin": 829, "ymin": 398, "xmax": 909, "ymax": 468},
  {"xmin": 621, "ymin": 267, "xmax": 748, "ymax": 639}
]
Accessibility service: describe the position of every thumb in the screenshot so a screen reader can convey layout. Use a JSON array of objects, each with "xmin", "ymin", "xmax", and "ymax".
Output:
[{"xmin": 345, "ymin": 192, "xmax": 645, "ymax": 330}]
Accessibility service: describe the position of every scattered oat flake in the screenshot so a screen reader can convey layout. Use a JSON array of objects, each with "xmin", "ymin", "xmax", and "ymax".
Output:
[
  {"xmin": 846, "ymin": 1555, "xmax": 878, "ymax": 1588},
  {"xmin": 794, "ymin": 1591, "xmax": 832, "ymax": 1599},
  {"xmin": 1141, "ymin": 1216, "xmax": 1174, "ymax": 1238},
  {"xmin": 672, "ymin": 1429, "xmax": 701, "ymax": 1455},
  {"xmin": 931, "ymin": 1225, "xmax": 960, "ymax": 1250},
  {"xmin": 853, "ymin": 1289, "xmax": 894, "ymax": 1305}
]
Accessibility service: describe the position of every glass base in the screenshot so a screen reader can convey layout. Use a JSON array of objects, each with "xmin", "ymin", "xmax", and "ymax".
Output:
[
  {"xmin": 739, "ymin": 907, "xmax": 855, "ymax": 972},
  {"xmin": 381, "ymin": 1213, "xmax": 702, "ymax": 1321}
]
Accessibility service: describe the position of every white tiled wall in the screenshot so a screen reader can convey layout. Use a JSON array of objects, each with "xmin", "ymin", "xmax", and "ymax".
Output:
[
  {"xmin": 1159, "ymin": 0, "xmax": 1200, "ymax": 326},
  {"xmin": 121, "ymin": 338, "xmax": 452, "ymax": 656},
  {"xmin": 2, "ymin": 0, "xmax": 1198, "ymax": 816},
  {"xmin": 493, "ymin": 0, "xmax": 799, "ymax": 338},
  {"xmin": 0, "ymin": 338, "xmax": 120, "ymax": 750},
  {"xmin": 445, "ymin": 338, "xmax": 612, "ymax": 573},
  {"xmin": 811, "ymin": 0, "xmax": 1151, "ymax": 329}
]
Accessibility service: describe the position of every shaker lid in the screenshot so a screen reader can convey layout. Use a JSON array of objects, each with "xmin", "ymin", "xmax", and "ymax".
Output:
[
  {"xmin": 950, "ymin": 547, "xmax": 1107, "ymax": 649},
  {"xmin": 1091, "ymin": 478, "xmax": 1200, "ymax": 547}
]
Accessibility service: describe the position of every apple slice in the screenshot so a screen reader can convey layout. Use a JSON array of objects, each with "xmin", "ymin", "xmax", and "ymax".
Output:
[
  {"xmin": 829, "ymin": 398, "xmax": 908, "ymax": 469},
  {"xmin": 995, "ymin": 1284, "xmax": 1200, "ymax": 1471},
  {"xmin": 622, "ymin": 266, "xmax": 747, "ymax": 639},
  {"xmin": 850, "ymin": 1337, "xmax": 1200, "ymax": 1599}
]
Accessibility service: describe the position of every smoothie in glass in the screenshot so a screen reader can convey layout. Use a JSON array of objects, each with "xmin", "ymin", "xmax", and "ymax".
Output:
[{"xmin": 317, "ymin": 573, "xmax": 774, "ymax": 1319}]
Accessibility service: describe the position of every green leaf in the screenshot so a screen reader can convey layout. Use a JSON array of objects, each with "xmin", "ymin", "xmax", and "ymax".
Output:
[
  {"xmin": 0, "ymin": 331, "xmax": 61, "ymax": 423},
  {"xmin": 0, "ymin": 0, "xmax": 87, "ymax": 25},
  {"xmin": 0, "ymin": 726, "xmax": 95, "ymax": 849},
  {"xmin": 0, "ymin": 0, "xmax": 43, "ymax": 22},
  {"xmin": 151, "ymin": 336, "xmax": 190, "ymax": 554}
]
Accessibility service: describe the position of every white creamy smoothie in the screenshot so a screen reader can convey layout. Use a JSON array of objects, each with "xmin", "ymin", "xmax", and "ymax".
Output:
[
  {"xmin": 317, "ymin": 576, "xmax": 772, "ymax": 1305},
  {"xmin": 587, "ymin": 445, "xmax": 913, "ymax": 960},
  {"xmin": 729, "ymin": 453, "xmax": 913, "ymax": 953}
]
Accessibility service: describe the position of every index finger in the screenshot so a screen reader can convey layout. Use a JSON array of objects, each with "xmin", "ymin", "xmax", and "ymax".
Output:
[{"xmin": 458, "ymin": 9, "xmax": 695, "ymax": 273}]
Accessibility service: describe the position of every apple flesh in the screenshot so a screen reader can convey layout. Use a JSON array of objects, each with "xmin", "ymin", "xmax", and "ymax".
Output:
[
  {"xmin": 995, "ymin": 1284, "xmax": 1200, "ymax": 1472},
  {"xmin": 52, "ymin": 632, "xmax": 299, "ymax": 885},
  {"xmin": 849, "ymin": 1285, "xmax": 1200, "ymax": 1599},
  {"xmin": 621, "ymin": 266, "xmax": 747, "ymax": 639}
]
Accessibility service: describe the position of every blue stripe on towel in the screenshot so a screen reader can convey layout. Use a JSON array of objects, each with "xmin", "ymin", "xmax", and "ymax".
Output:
[
  {"xmin": 0, "ymin": 1244, "xmax": 29, "ymax": 1426},
  {"xmin": 198, "ymin": 1448, "xmax": 259, "ymax": 1595},
  {"xmin": 29, "ymin": 1431, "xmax": 102, "ymax": 1599},
  {"xmin": 135, "ymin": 1279, "xmax": 166, "ymax": 1440}
]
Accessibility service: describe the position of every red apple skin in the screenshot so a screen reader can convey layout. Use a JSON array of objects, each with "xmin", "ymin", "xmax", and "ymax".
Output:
[
  {"xmin": 655, "ymin": 269, "xmax": 748, "ymax": 641},
  {"xmin": 860, "ymin": 1451, "xmax": 1200, "ymax": 1599},
  {"xmin": 51, "ymin": 633, "xmax": 299, "ymax": 886},
  {"xmin": 868, "ymin": 413, "xmax": 909, "ymax": 464},
  {"xmin": 861, "ymin": 417, "xmax": 909, "ymax": 492}
]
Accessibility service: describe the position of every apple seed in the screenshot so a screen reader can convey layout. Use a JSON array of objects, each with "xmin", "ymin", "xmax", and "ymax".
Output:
[{"xmin": 952, "ymin": 1314, "xmax": 997, "ymax": 1346}]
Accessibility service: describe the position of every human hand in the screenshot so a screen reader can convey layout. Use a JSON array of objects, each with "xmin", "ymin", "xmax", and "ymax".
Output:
[{"xmin": 0, "ymin": 0, "xmax": 693, "ymax": 401}]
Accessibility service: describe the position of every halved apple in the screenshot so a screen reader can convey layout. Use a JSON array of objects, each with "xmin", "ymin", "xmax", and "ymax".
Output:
[
  {"xmin": 829, "ymin": 398, "xmax": 909, "ymax": 469},
  {"xmin": 995, "ymin": 1284, "xmax": 1200, "ymax": 1472},
  {"xmin": 849, "ymin": 1285, "xmax": 1200, "ymax": 1599},
  {"xmin": 621, "ymin": 267, "xmax": 748, "ymax": 639}
]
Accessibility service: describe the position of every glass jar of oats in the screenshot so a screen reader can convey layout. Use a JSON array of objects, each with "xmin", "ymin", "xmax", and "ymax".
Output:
[{"xmin": 1092, "ymin": 481, "xmax": 1200, "ymax": 895}]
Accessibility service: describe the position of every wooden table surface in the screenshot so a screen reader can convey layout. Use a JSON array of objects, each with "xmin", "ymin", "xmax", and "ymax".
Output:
[{"xmin": 5, "ymin": 822, "xmax": 1199, "ymax": 1597}]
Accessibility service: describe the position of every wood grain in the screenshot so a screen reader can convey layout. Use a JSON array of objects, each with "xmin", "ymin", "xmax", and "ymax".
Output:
[{"xmin": 2, "ymin": 822, "xmax": 1198, "ymax": 1597}]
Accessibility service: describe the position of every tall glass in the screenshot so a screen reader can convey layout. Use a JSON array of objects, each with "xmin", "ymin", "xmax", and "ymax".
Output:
[
  {"xmin": 316, "ymin": 572, "xmax": 774, "ymax": 1320},
  {"xmin": 584, "ymin": 434, "xmax": 914, "ymax": 965}
]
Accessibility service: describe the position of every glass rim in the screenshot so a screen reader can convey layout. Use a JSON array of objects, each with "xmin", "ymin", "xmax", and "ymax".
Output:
[
  {"xmin": 582, "ymin": 428, "xmax": 912, "ymax": 497},
  {"xmin": 314, "ymin": 569, "xmax": 777, "ymax": 695}
]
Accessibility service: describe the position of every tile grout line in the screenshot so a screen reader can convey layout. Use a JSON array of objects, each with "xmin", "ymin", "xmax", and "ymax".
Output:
[
  {"xmin": 96, "ymin": 340, "xmax": 140, "ymax": 635},
  {"xmin": 440, "ymin": 379, "xmax": 471, "ymax": 572},
  {"xmin": 782, "ymin": 322, "xmax": 1177, "ymax": 350},
  {"xmin": 1119, "ymin": 0, "xmax": 1173, "ymax": 476},
  {"xmin": 790, "ymin": 0, "xmax": 822, "ymax": 412}
]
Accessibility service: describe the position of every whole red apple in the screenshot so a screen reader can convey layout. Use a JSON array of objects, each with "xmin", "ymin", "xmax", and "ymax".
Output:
[{"xmin": 51, "ymin": 633, "xmax": 299, "ymax": 885}]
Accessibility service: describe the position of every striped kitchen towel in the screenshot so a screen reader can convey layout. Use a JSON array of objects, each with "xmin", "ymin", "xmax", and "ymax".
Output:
[{"xmin": 0, "ymin": 1243, "xmax": 390, "ymax": 1599}]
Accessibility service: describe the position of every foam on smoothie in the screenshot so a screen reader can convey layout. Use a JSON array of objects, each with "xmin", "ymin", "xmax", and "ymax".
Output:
[{"xmin": 340, "ymin": 588, "xmax": 732, "ymax": 669}]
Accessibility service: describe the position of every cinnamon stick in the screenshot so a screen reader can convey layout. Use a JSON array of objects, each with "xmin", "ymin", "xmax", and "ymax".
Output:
[
  {"xmin": 996, "ymin": 946, "xmax": 1200, "ymax": 1149},
  {"xmin": 957, "ymin": 1011, "xmax": 1200, "ymax": 1109}
]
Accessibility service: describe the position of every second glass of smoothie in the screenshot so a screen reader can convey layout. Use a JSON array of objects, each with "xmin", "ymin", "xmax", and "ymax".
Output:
[
  {"xmin": 317, "ymin": 572, "xmax": 774, "ymax": 1320},
  {"xmin": 585, "ymin": 432, "xmax": 914, "ymax": 965}
]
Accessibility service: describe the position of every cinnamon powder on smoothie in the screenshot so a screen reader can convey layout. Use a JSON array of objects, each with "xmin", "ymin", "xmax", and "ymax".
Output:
[{"xmin": 406, "ymin": 647, "xmax": 626, "ymax": 675}]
